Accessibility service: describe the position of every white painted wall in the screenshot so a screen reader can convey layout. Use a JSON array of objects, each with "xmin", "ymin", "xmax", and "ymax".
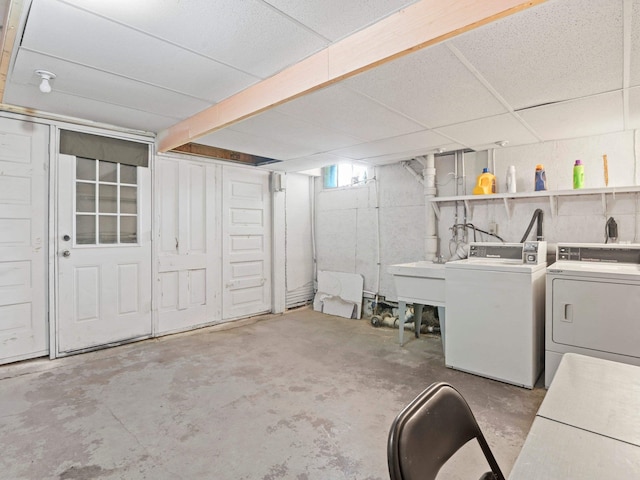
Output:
[
  {"xmin": 284, "ymin": 173, "xmax": 314, "ymax": 307},
  {"xmin": 437, "ymin": 131, "xmax": 640, "ymax": 250},
  {"xmin": 315, "ymin": 131, "xmax": 640, "ymax": 302},
  {"xmin": 315, "ymin": 163, "xmax": 425, "ymax": 300}
]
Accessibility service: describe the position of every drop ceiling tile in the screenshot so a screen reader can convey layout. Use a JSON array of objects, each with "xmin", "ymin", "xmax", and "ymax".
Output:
[
  {"xmin": 330, "ymin": 129, "xmax": 455, "ymax": 160},
  {"xmin": 21, "ymin": 0, "xmax": 259, "ymax": 101},
  {"xmin": 450, "ymin": 0, "xmax": 623, "ymax": 110},
  {"xmin": 60, "ymin": 0, "xmax": 328, "ymax": 78},
  {"xmin": 262, "ymin": 0, "xmax": 418, "ymax": 41},
  {"xmin": 229, "ymin": 110, "xmax": 362, "ymax": 152},
  {"xmin": 518, "ymin": 91, "xmax": 624, "ymax": 141},
  {"xmin": 2, "ymin": 84, "xmax": 176, "ymax": 133},
  {"xmin": 197, "ymin": 128, "xmax": 316, "ymax": 161},
  {"xmin": 7, "ymin": 50, "xmax": 211, "ymax": 120},
  {"xmin": 264, "ymin": 153, "xmax": 352, "ymax": 172},
  {"xmin": 361, "ymin": 146, "xmax": 462, "ymax": 166},
  {"xmin": 630, "ymin": 0, "xmax": 640, "ymax": 87},
  {"xmin": 343, "ymin": 44, "xmax": 507, "ymax": 128},
  {"xmin": 435, "ymin": 113, "xmax": 539, "ymax": 150},
  {"xmin": 276, "ymin": 85, "xmax": 424, "ymax": 141}
]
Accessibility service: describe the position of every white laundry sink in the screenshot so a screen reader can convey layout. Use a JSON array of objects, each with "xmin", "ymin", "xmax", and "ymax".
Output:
[
  {"xmin": 388, "ymin": 261, "xmax": 446, "ymax": 306},
  {"xmin": 388, "ymin": 261, "xmax": 446, "ymax": 348}
]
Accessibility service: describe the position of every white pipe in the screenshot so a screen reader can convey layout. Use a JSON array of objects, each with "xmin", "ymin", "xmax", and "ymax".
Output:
[
  {"xmin": 373, "ymin": 167, "xmax": 381, "ymax": 295},
  {"xmin": 402, "ymin": 160, "xmax": 425, "ymax": 185},
  {"xmin": 310, "ymin": 176, "xmax": 317, "ymax": 288},
  {"xmin": 423, "ymin": 153, "xmax": 438, "ymax": 262}
]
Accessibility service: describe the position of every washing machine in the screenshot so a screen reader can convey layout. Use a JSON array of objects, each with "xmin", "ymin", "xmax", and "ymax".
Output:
[
  {"xmin": 545, "ymin": 243, "xmax": 640, "ymax": 387},
  {"xmin": 445, "ymin": 242, "xmax": 547, "ymax": 389}
]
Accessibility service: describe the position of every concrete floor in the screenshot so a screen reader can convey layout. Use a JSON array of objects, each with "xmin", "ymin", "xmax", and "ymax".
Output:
[{"xmin": 0, "ymin": 307, "xmax": 545, "ymax": 480}]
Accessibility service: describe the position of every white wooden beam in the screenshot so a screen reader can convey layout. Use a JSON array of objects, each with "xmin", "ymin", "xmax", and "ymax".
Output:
[
  {"xmin": 0, "ymin": 0, "xmax": 25, "ymax": 103},
  {"xmin": 157, "ymin": 0, "xmax": 545, "ymax": 153}
]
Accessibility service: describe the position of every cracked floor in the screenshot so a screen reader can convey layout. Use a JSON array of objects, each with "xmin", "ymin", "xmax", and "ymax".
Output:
[{"xmin": 0, "ymin": 307, "xmax": 545, "ymax": 479}]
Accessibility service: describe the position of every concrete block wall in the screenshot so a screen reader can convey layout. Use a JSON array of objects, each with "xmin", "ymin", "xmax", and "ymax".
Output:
[
  {"xmin": 437, "ymin": 131, "xmax": 640, "ymax": 252},
  {"xmin": 315, "ymin": 130, "xmax": 640, "ymax": 301},
  {"xmin": 315, "ymin": 163, "xmax": 425, "ymax": 299}
]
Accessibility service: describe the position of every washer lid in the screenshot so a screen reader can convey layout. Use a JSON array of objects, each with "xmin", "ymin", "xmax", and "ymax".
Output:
[{"xmin": 547, "ymin": 260, "xmax": 640, "ymax": 279}]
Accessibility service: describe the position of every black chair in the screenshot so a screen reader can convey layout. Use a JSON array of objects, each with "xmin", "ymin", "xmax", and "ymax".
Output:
[{"xmin": 387, "ymin": 382, "xmax": 505, "ymax": 480}]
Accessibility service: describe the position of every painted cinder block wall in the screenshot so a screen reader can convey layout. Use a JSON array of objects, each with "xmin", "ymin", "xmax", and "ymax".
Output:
[{"xmin": 315, "ymin": 130, "xmax": 640, "ymax": 302}]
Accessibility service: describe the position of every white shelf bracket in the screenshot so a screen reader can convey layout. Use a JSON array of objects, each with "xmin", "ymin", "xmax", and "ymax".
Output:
[
  {"xmin": 502, "ymin": 198, "xmax": 512, "ymax": 219},
  {"xmin": 549, "ymin": 195, "xmax": 557, "ymax": 218},
  {"xmin": 463, "ymin": 199, "xmax": 473, "ymax": 220},
  {"xmin": 430, "ymin": 201, "xmax": 440, "ymax": 219}
]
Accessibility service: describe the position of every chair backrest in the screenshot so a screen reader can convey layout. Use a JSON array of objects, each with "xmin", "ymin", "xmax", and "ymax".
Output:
[{"xmin": 387, "ymin": 382, "xmax": 505, "ymax": 480}]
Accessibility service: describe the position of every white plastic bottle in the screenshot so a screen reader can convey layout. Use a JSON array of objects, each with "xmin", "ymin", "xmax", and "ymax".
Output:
[{"xmin": 506, "ymin": 165, "xmax": 517, "ymax": 193}]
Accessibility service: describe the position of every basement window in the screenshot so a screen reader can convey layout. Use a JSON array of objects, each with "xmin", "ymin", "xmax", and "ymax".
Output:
[{"xmin": 322, "ymin": 164, "xmax": 368, "ymax": 189}]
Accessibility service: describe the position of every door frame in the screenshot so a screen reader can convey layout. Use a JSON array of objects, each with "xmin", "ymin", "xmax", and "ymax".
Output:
[{"xmin": 49, "ymin": 124, "xmax": 155, "ymax": 358}]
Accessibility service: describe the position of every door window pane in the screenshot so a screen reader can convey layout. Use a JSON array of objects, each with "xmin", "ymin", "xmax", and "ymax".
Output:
[
  {"xmin": 120, "ymin": 216, "xmax": 137, "ymax": 243},
  {"xmin": 120, "ymin": 186, "xmax": 137, "ymax": 214},
  {"xmin": 76, "ymin": 183, "xmax": 95, "ymax": 212},
  {"xmin": 99, "ymin": 216, "xmax": 117, "ymax": 244},
  {"xmin": 76, "ymin": 215, "xmax": 96, "ymax": 244},
  {"xmin": 76, "ymin": 158, "xmax": 95, "ymax": 181},
  {"xmin": 99, "ymin": 161, "xmax": 117, "ymax": 182},
  {"xmin": 74, "ymin": 159, "xmax": 140, "ymax": 246},
  {"xmin": 120, "ymin": 164, "xmax": 137, "ymax": 184},
  {"xmin": 99, "ymin": 185, "xmax": 117, "ymax": 213}
]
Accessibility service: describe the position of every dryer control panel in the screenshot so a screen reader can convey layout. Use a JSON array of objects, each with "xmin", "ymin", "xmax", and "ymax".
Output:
[{"xmin": 557, "ymin": 243, "xmax": 640, "ymax": 264}]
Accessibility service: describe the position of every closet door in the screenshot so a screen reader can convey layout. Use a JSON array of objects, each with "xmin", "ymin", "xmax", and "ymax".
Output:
[
  {"xmin": 156, "ymin": 157, "xmax": 219, "ymax": 334},
  {"xmin": 0, "ymin": 119, "xmax": 48, "ymax": 364},
  {"xmin": 222, "ymin": 166, "xmax": 271, "ymax": 320}
]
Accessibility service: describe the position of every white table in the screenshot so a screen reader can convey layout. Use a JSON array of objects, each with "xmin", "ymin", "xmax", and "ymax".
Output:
[{"xmin": 509, "ymin": 353, "xmax": 640, "ymax": 479}]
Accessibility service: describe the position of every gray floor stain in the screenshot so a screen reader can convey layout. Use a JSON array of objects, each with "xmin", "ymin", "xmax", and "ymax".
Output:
[
  {"xmin": 0, "ymin": 308, "xmax": 545, "ymax": 479},
  {"xmin": 59, "ymin": 465, "xmax": 111, "ymax": 479}
]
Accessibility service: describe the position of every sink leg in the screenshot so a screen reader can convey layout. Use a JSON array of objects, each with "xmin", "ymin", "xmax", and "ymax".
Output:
[
  {"xmin": 398, "ymin": 300, "xmax": 406, "ymax": 346},
  {"xmin": 414, "ymin": 304, "xmax": 424, "ymax": 338}
]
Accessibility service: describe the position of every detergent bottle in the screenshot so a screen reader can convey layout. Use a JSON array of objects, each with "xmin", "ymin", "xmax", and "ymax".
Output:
[
  {"xmin": 573, "ymin": 160, "xmax": 584, "ymax": 189},
  {"xmin": 473, "ymin": 168, "xmax": 496, "ymax": 195},
  {"xmin": 534, "ymin": 164, "xmax": 547, "ymax": 191}
]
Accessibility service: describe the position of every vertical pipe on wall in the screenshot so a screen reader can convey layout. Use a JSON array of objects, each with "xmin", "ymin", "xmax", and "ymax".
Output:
[
  {"xmin": 373, "ymin": 167, "xmax": 381, "ymax": 294},
  {"xmin": 310, "ymin": 176, "xmax": 317, "ymax": 288},
  {"xmin": 423, "ymin": 153, "xmax": 438, "ymax": 261}
]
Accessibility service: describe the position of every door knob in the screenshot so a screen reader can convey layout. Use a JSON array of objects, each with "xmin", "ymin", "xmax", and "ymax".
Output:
[
  {"xmin": 63, "ymin": 234, "xmax": 71, "ymax": 241},
  {"xmin": 62, "ymin": 250, "xmax": 71, "ymax": 257}
]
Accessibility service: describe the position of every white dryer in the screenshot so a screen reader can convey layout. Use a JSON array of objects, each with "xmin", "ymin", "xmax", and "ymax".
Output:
[
  {"xmin": 546, "ymin": 243, "xmax": 640, "ymax": 387},
  {"xmin": 445, "ymin": 242, "xmax": 547, "ymax": 389}
]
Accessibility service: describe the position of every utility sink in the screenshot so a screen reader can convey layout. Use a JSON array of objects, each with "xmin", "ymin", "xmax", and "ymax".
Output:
[
  {"xmin": 388, "ymin": 261, "xmax": 446, "ymax": 306},
  {"xmin": 389, "ymin": 261, "xmax": 446, "ymax": 348}
]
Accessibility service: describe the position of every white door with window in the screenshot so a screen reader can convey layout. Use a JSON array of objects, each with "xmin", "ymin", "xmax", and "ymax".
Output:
[
  {"xmin": 0, "ymin": 119, "xmax": 48, "ymax": 364},
  {"xmin": 56, "ymin": 154, "xmax": 151, "ymax": 354},
  {"xmin": 222, "ymin": 166, "xmax": 271, "ymax": 320}
]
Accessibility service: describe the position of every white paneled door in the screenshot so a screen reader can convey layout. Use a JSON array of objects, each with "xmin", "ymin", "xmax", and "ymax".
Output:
[
  {"xmin": 156, "ymin": 157, "xmax": 219, "ymax": 334},
  {"xmin": 56, "ymin": 154, "xmax": 151, "ymax": 354},
  {"xmin": 0, "ymin": 119, "xmax": 48, "ymax": 365},
  {"xmin": 222, "ymin": 166, "xmax": 271, "ymax": 320}
]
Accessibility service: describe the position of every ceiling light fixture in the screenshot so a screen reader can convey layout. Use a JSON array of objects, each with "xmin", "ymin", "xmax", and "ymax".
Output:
[
  {"xmin": 495, "ymin": 140, "xmax": 509, "ymax": 147},
  {"xmin": 35, "ymin": 70, "xmax": 56, "ymax": 93}
]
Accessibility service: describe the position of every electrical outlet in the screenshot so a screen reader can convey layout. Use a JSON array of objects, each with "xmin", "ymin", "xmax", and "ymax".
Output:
[{"xmin": 489, "ymin": 222, "xmax": 498, "ymax": 235}]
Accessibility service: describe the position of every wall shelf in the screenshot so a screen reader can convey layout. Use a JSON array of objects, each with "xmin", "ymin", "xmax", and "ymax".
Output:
[{"xmin": 429, "ymin": 186, "xmax": 640, "ymax": 219}]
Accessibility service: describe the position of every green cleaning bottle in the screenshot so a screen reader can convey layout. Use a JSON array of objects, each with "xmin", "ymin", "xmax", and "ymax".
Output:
[{"xmin": 573, "ymin": 160, "xmax": 584, "ymax": 189}]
